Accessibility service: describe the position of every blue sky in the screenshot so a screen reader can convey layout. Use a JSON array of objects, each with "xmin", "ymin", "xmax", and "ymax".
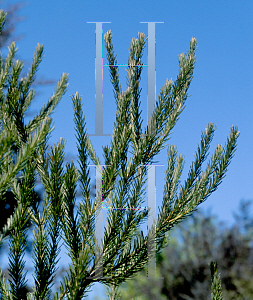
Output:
[{"xmin": 1, "ymin": 0, "xmax": 253, "ymax": 298}]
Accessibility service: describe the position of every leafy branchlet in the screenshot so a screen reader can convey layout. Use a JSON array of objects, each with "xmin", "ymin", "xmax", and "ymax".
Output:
[{"xmin": 0, "ymin": 9, "xmax": 239, "ymax": 299}]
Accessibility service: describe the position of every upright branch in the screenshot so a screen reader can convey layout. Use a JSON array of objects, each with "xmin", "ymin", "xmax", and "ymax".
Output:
[{"xmin": 210, "ymin": 261, "xmax": 223, "ymax": 300}]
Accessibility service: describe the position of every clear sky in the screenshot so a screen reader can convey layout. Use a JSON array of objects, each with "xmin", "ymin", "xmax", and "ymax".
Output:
[{"xmin": 1, "ymin": 0, "xmax": 253, "ymax": 298}]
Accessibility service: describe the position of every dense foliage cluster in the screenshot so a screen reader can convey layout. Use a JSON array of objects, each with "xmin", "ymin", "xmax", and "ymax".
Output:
[{"xmin": 0, "ymin": 6, "xmax": 239, "ymax": 299}]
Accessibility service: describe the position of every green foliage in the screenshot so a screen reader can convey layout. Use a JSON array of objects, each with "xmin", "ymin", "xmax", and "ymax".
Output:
[
  {"xmin": 210, "ymin": 261, "xmax": 223, "ymax": 300},
  {"xmin": 117, "ymin": 200, "xmax": 253, "ymax": 300},
  {"xmin": 0, "ymin": 8, "xmax": 240, "ymax": 299}
]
